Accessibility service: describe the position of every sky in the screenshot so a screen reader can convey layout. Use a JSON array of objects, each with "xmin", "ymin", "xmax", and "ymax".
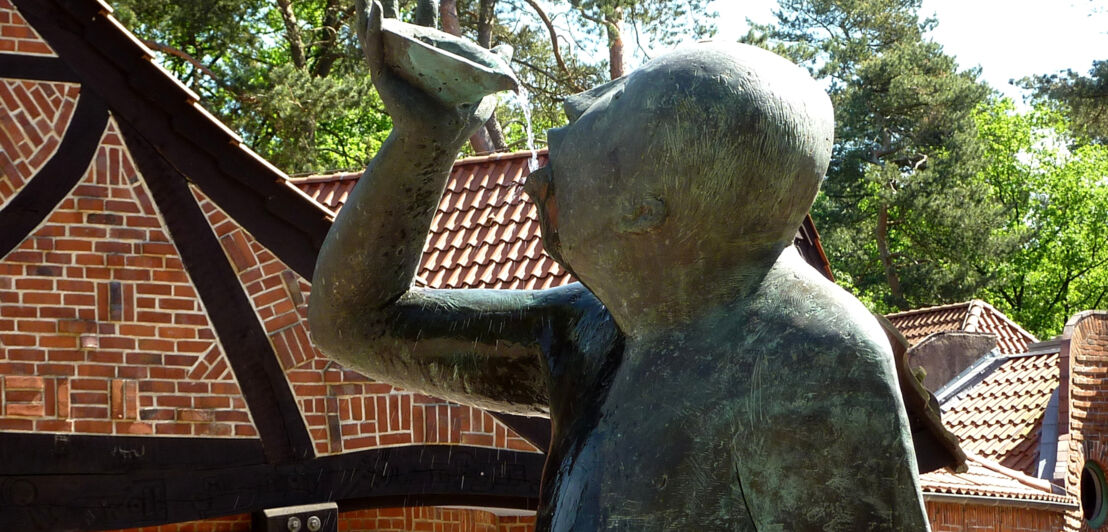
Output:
[{"xmin": 706, "ymin": 0, "xmax": 1108, "ymax": 102}]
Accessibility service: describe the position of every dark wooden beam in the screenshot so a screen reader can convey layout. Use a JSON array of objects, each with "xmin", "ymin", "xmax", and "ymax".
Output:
[
  {"xmin": 14, "ymin": 0, "xmax": 332, "ymax": 280},
  {"xmin": 490, "ymin": 412, "xmax": 551, "ymax": 452},
  {"xmin": 0, "ymin": 90, "xmax": 107, "ymax": 257},
  {"xmin": 0, "ymin": 443, "xmax": 542, "ymax": 531},
  {"xmin": 0, "ymin": 54, "xmax": 79, "ymax": 82},
  {"xmin": 122, "ymin": 124, "xmax": 315, "ymax": 464},
  {"xmin": 0, "ymin": 432, "xmax": 264, "ymax": 476}
]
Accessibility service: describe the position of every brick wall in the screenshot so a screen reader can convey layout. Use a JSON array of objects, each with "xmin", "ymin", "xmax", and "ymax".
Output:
[
  {"xmin": 1059, "ymin": 312, "xmax": 1108, "ymax": 531},
  {"xmin": 0, "ymin": 79, "xmax": 79, "ymax": 205},
  {"xmin": 0, "ymin": 0, "xmax": 53, "ymax": 55},
  {"xmin": 192, "ymin": 187, "xmax": 539, "ymax": 456},
  {"xmin": 0, "ymin": 116, "xmax": 257, "ymax": 437},
  {"xmin": 926, "ymin": 501, "xmax": 1064, "ymax": 531},
  {"xmin": 2, "ymin": 4, "xmax": 539, "ymax": 529}
]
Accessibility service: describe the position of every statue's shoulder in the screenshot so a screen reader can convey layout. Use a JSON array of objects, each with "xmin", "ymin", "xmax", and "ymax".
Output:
[{"xmin": 757, "ymin": 250, "xmax": 891, "ymax": 357}]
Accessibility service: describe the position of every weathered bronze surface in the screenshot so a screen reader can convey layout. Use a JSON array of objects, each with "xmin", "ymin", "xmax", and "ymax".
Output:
[{"xmin": 310, "ymin": 2, "xmax": 931, "ymax": 529}]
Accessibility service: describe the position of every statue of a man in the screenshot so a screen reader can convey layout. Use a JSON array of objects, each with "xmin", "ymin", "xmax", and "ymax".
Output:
[{"xmin": 309, "ymin": 2, "xmax": 931, "ymax": 529}]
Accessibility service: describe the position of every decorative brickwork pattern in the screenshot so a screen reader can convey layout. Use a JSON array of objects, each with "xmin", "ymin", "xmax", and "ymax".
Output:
[
  {"xmin": 0, "ymin": 0, "xmax": 56, "ymax": 56},
  {"xmin": 0, "ymin": 116, "xmax": 256, "ymax": 437},
  {"xmin": 1060, "ymin": 313, "xmax": 1108, "ymax": 531},
  {"xmin": 190, "ymin": 188, "xmax": 539, "ymax": 455},
  {"xmin": 926, "ymin": 501, "xmax": 1064, "ymax": 531},
  {"xmin": 0, "ymin": 79, "xmax": 80, "ymax": 207}
]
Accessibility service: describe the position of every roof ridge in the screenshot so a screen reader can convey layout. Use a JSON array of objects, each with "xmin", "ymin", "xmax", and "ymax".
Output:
[
  {"xmin": 454, "ymin": 148, "xmax": 549, "ymax": 166},
  {"xmin": 969, "ymin": 454, "xmax": 1056, "ymax": 493},
  {"xmin": 287, "ymin": 171, "xmax": 362, "ymax": 183},
  {"xmin": 974, "ymin": 300, "xmax": 1040, "ymax": 344},
  {"xmin": 885, "ymin": 300, "xmax": 973, "ymax": 319}
]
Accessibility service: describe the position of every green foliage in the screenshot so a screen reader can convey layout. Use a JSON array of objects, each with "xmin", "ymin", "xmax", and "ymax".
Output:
[
  {"xmin": 112, "ymin": 0, "xmax": 389, "ymax": 174},
  {"xmin": 760, "ymin": 0, "xmax": 1002, "ymax": 311},
  {"xmin": 975, "ymin": 99, "xmax": 1108, "ymax": 337},
  {"xmin": 1021, "ymin": 60, "xmax": 1108, "ymax": 144}
]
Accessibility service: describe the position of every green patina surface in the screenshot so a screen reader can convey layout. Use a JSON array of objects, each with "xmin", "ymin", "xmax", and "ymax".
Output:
[{"xmin": 310, "ymin": 2, "xmax": 933, "ymax": 530}]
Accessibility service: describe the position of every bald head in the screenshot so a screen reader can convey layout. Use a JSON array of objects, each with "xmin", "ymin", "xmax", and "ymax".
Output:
[{"xmin": 532, "ymin": 42, "xmax": 834, "ymax": 324}]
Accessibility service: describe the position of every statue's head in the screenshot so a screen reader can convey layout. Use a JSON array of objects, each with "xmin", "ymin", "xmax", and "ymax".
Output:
[{"xmin": 525, "ymin": 42, "xmax": 833, "ymax": 324}]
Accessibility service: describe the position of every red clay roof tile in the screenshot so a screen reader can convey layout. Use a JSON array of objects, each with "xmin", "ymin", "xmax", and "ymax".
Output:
[
  {"xmin": 292, "ymin": 149, "xmax": 834, "ymax": 291},
  {"xmin": 886, "ymin": 299, "xmax": 1038, "ymax": 354},
  {"xmin": 920, "ymin": 453, "xmax": 1072, "ymax": 504},
  {"xmin": 940, "ymin": 349, "xmax": 1059, "ymax": 475}
]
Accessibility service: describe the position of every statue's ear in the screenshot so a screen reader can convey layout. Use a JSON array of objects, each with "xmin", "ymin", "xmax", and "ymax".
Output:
[{"xmin": 617, "ymin": 195, "xmax": 667, "ymax": 234}]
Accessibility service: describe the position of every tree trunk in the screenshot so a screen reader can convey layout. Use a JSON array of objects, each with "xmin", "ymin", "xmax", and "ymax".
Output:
[
  {"xmin": 484, "ymin": 110, "xmax": 508, "ymax": 151},
  {"xmin": 439, "ymin": 0, "xmax": 460, "ymax": 34},
  {"xmin": 606, "ymin": 7, "xmax": 625, "ymax": 79},
  {"xmin": 275, "ymin": 0, "xmax": 307, "ymax": 69},
  {"xmin": 414, "ymin": 0, "xmax": 438, "ymax": 28},
  {"xmin": 436, "ymin": 0, "xmax": 504, "ymax": 153},
  {"xmin": 877, "ymin": 203, "xmax": 908, "ymax": 309},
  {"xmin": 477, "ymin": 0, "xmax": 495, "ymax": 48}
]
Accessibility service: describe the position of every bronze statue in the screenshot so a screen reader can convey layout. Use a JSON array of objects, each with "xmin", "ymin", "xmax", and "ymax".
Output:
[{"xmin": 309, "ymin": 2, "xmax": 932, "ymax": 529}]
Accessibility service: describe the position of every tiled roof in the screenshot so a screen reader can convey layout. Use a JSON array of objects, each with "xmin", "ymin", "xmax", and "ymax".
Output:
[
  {"xmin": 886, "ymin": 300, "xmax": 1038, "ymax": 354},
  {"xmin": 921, "ymin": 453, "xmax": 1071, "ymax": 505},
  {"xmin": 293, "ymin": 150, "xmax": 572, "ymax": 290},
  {"xmin": 940, "ymin": 349, "xmax": 1060, "ymax": 475},
  {"xmin": 292, "ymin": 149, "xmax": 834, "ymax": 290}
]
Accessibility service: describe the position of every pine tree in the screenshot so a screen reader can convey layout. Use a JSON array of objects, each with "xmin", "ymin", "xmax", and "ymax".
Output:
[{"xmin": 757, "ymin": 0, "xmax": 1008, "ymax": 311}]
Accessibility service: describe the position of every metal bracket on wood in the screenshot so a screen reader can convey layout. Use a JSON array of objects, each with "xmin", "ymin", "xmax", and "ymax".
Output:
[{"xmin": 254, "ymin": 502, "xmax": 338, "ymax": 532}]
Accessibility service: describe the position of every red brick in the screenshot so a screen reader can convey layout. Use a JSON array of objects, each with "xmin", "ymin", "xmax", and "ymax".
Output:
[
  {"xmin": 156, "ymin": 395, "xmax": 191, "ymax": 408},
  {"xmin": 139, "ymin": 408, "xmax": 175, "ymax": 421},
  {"xmin": 35, "ymin": 419, "xmax": 72, "ymax": 432},
  {"xmin": 0, "ymin": 418, "xmax": 34, "ymax": 431},
  {"xmin": 58, "ymin": 319, "xmax": 96, "ymax": 334},
  {"xmin": 155, "ymin": 423, "xmax": 191, "ymax": 435},
  {"xmin": 5, "ymin": 402, "xmax": 45, "ymax": 417},
  {"xmin": 98, "ymin": 336, "xmax": 134, "ymax": 350},
  {"xmin": 178, "ymin": 409, "xmax": 214, "ymax": 422},
  {"xmin": 210, "ymin": 382, "xmax": 240, "ymax": 395},
  {"xmin": 15, "ymin": 277, "xmax": 52, "ymax": 290},
  {"xmin": 77, "ymin": 364, "xmax": 114, "ymax": 377},
  {"xmin": 8, "ymin": 348, "xmax": 45, "ymax": 361},
  {"xmin": 177, "ymin": 381, "xmax": 209, "ymax": 394},
  {"xmin": 22, "ymin": 291, "xmax": 60, "ymax": 305},
  {"xmin": 37, "ymin": 363, "xmax": 76, "ymax": 376},
  {"xmin": 16, "ymin": 320, "xmax": 55, "ymax": 333},
  {"xmin": 195, "ymin": 423, "xmax": 233, "ymax": 436},
  {"xmin": 116, "ymin": 421, "xmax": 154, "ymax": 435},
  {"xmin": 194, "ymin": 396, "xmax": 230, "ymax": 409}
]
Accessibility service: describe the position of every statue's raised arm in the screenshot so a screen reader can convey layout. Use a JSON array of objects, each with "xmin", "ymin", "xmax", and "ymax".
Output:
[{"xmin": 307, "ymin": 0, "xmax": 606, "ymax": 415}]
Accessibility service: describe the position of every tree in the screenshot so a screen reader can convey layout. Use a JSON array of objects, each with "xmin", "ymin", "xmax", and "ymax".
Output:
[
  {"xmin": 756, "ymin": 0, "xmax": 1006, "ymax": 312},
  {"xmin": 1022, "ymin": 60, "xmax": 1108, "ymax": 144},
  {"xmin": 111, "ymin": 0, "xmax": 720, "ymax": 171},
  {"xmin": 111, "ymin": 0, "xmax": 389, "ymax": 174},
  {"xmin": 976, "ymin": 98, "xmax": 1108, "ymax": 337},
  {"xmin": 567, "ymin": 0, "xmax": 711, "ymax": 79}
]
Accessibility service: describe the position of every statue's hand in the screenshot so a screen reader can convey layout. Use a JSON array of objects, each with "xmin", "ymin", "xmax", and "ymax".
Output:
[{"xmin": 356, "ymin": 0, "xmax": 512, "ymax": 145}]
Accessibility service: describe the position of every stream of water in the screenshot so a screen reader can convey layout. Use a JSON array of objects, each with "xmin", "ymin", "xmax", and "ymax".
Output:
[{"xmin": 508, "ymin": 87, "xmax": 540, "ymax": 173}]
